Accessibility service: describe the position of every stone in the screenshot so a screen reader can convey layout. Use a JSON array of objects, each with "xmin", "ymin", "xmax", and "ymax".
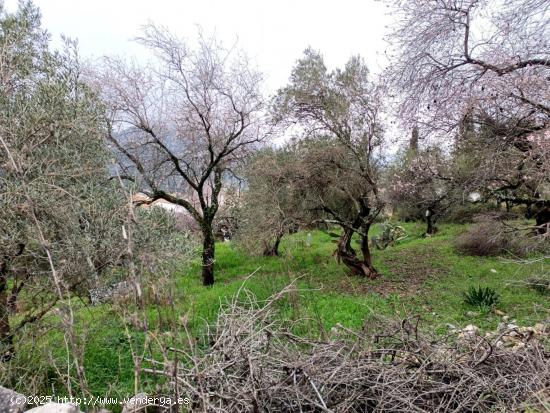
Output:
[
  {"xmin": 534, "ymin": 322, "xmax": 550, "ymax": 334},
  {"xmin": 89, "ymin": 280, "xmax": 133, "ymax": 305},
  {"xmin": 25, "ymin": 403, "xmax": 82, "ymax": 413},
  {"xmin": 458, "ymin": 324, "xmax": 480, "ymax": 339},
  {"xmin": 0, "ymin": 386, "xmax": 26, "ymax": 413}
]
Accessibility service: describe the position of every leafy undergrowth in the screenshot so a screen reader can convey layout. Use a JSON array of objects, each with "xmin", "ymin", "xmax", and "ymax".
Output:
[{"xmin": 12, "ymin": 221, "xmax": 550, "ymax": 410}]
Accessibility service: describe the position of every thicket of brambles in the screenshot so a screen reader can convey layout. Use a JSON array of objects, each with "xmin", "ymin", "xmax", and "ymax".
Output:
[{"xmin": 0, "ymin": 0, "xmax": 548, "ymax": 411}]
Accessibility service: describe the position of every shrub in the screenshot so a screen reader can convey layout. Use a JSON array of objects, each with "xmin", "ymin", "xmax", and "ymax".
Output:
[
  {"xmin": 454, "ymin": 221, "xmax": 510, "ymax": 256},
  {"xmin": 526, "ymin": 276, "xmax": 550, "ymax": 295},
  {"xmin": 463, "ymin": 286, "xmax": 500, "ymax": 307},
  {"xmin": 454, "ymin": 216, "xmax": 550, "ymax": 257},
  {"xmin": 508, "ymin": 235, "xmax": 550, "ymax": 258},
  {"xmin": 445, "ymin": 202, "xmax": 499, "ymax": 224}
]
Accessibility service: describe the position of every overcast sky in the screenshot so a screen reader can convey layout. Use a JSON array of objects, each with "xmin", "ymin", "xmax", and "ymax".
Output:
[{"xmin": 5, "ymin": 0, "xmax": 392, "ymax": 95}]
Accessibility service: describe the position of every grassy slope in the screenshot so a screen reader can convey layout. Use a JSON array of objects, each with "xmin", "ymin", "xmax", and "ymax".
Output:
[{"xmin": 22, "ymin": 222, "xmax": 549, "ymax": 406}]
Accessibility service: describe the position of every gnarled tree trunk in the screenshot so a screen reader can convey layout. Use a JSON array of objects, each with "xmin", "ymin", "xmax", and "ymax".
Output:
[
  {"xmin": 263, "ymin": 231, "xmax": 284, "ymax": 257},
  {"xmin": 336, "ymin": 226, "xmax": 378, "ymax": 279}
]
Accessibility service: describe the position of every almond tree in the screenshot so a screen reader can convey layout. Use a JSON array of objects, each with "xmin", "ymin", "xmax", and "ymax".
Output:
[
  {"xmin": 99, "ymin": 26, "xmax": 268, "ymax": 286},
  {"xmin": 454, "ymin": 111, "xmax": 550, "ymax": 229},
  {"xmin": 386, "ymin": 0, "xmax": 550, "ymax": 228},
  {"xmin": 389, "ymin": 147, "xmax": 455, "ymax": 235},
  {"xmin": 273, "ymin": 49, "xmax": 384, "ymax": 278}
]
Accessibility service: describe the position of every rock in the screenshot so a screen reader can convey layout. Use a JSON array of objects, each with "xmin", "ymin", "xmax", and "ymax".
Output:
[
  {"xmin": 0, "ymin": 386, "xmax": 26, "ymax": 413},
  {"xmin": 519, "ymin": 326, "xmax": 536, "ymax": 335},
  {"xmin": 464, "ymin": 324, "xmax": 479, "ymax": 333},
  {"xmin": 458, "ymin": 324, "xmax": 480, "ymax": 339},
  {"xmin": 465, "ymin": 311, "xmax": 479, "ymax": 318},
  {"xmin": 534, "ymin": 322, "xmax": 550, "ymax": 334},
  {"xmin": 122, "ymin": 393, "xmax": 150, "ymax": 413},
  {"xmin": 330, "ymin": 323, "xmax": 343, "ymax": 336},
  {"xmin": 490, "ymin": 268, "xmax": 498, "ymax": 273},
  {"xmin": 502, "ymin": 335, "xmax": 525, "ymax": 349},
  {"xmin": 25, "ymin": 403, "xmax": 82, "ymax": 413},
  {"xmin": 89, "ymin": 280, "xmax": 133, "ymax": 305}
]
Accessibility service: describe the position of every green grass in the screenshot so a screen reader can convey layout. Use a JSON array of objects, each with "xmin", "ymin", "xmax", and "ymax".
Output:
[{"xmin": 12, "ymin": 221, "xmax": 550, "ymax": 410}]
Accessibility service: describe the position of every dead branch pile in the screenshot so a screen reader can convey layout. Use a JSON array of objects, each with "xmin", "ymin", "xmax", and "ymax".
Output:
[{"xmin": 145, "ymin": 287, "xmax": 550, "ymax": 412}]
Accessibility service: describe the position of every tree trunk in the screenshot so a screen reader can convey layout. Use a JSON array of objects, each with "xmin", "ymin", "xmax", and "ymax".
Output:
[
  {"xmin": 525, "ymin": 203, "xmax": 532, "ymax": 219},
  {"xmin": 7, "ymin": 268, "xmax": 29, "ymax": 314},
  {"xmin": 263, "ymin": 232, "xmax": 283, "ymax": 257},
  {"xmin": 534, "ymin": 205, "xmax": 550, "ymax": 235},
  {"xmin": 201, "ymin": 221, "xmax": 216, "ymax": 286},
  {"xmin": 359, "ymin": 223, "xmax": 378, "ymax": 278},
  {"xmin": 426, "ymin": 208, "xmax": 437, "ymax": 235},
  {"xmin": 336, "ymin": 227, "xmax": 378, "ymax": 279},
  {"xmin": 0, "ymin": 260, "xmax": 13, "ymax": 361}
]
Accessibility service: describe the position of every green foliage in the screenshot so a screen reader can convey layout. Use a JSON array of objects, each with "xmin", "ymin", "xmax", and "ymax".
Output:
[
  {"xmin": 463, "ymin": 286, "xmax": 500, "ymax": 308},
  {"xmin": 7, "ymin": 223, "xmax": 550, "ymax": 404},
  {"xmin": 0, "ymin": 0, "xmax": 124, "ymax": 285},
  {"xmin": 233, "ymin": 147, "xmax": 303, "ymax": 256},
  {"xmin": 371, "ymin": 222, "xmax": 407, "ymax": 250}
]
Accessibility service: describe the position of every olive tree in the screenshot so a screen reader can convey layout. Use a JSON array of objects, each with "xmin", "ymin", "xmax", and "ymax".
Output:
[
  {"xmin": 0, "ymin": 2, "xmax": 126, "ymax": 361},
  {"xmin": 234, "ymin": 147, "xmax": 303, "ymax": 256},
  {"xmin": 99, "ymin": 26, "xmax": 268, "ymax": 286},
  {"xmin": 273, "ymin": 50, "xmax": 385, "ymax": 278}
]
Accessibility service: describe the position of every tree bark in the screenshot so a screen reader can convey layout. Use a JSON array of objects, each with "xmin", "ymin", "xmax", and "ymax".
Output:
[
  {"xmin": 201, "ymin": 221, "xmax": 216, "ymax": 286},
  {"xmin": 336, "ymin": 226, "xmax": 378, "ymax": 279},
  {"xmin": 7, "ymin": 268, "xmax": 29, "ymax": 314},
  {"xmin": 525, "ymin": 203, "xmax": 532, "ymax": 219},
  {"xmin": 534, "ymin": 205, "xmax": 550, "ymax": 235},
  {"xmin": 0, "ymin": 259, "xmax": 13, "ymax": 361},
  {"xmin": 263, "ymin": 232, "xmax": 283, "ymax": 257},
  {"xmin": 426, "ymin": 208, "xmax": 437, "ymax": 235},
  {"xmin": 0, "ymin": 243, "xmax": 23, "ymax": 361},
  {"xmin": 359, "ymin": 223, "xmax": 378, "ymax": 278}
]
